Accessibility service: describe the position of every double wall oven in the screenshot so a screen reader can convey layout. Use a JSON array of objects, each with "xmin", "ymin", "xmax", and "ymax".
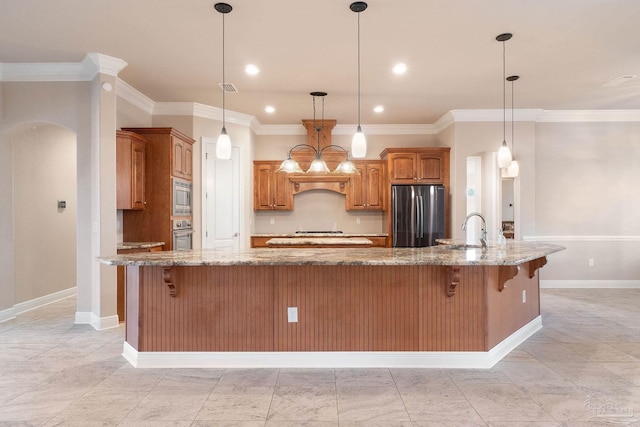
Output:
[{"xmin": 172, "ymin": 178, "xmax": 193, "ymax": 250}]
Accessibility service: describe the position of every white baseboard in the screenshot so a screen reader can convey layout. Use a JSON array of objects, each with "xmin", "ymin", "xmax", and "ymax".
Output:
[
  {"xmin": 0, "ymin": 287, "xmax": 76, "ymax": 323},
  {"xmin": 541, "ymin": 280, "xmax": 640, "ymax": 289},
  {"xmin": 123, "ymin": 316, "xmax": 542, "ymax": 369},
  {"xmin": 75, "ymin": 312, "xmax": 120, "ymax": 331},
  {"xmin": 0, "ymin": 306, "xmax": 16, "ymax": 323}
]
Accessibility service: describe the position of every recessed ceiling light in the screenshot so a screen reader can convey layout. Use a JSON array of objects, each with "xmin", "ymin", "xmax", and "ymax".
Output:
[
  {"xmin": 374, "ymin": 105, "xmax": 384, "ymax": 113},
  {"xmin": 245, "ymin": 64, "xmax": 260, "ymax": 75},
  {"xmin": 265, "ymin": 105, "xmax": 275, "ymax": 113},
  {"xmin": 602, "ymin": 74, "xmax": 637, "ymax": 87},
  {"xmin": 393, "ymin": 63, "xmax": 407, "ymax": 75}
]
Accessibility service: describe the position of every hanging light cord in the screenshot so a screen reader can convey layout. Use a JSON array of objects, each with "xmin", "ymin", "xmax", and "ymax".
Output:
[
  {"xmin": 357, "ymin": 10, "xmax": 361, "ymax": 128},
  {"xmin": 221, "ymin": 11, "xmax": 226, "ymax": 128},
  {"xmin": 502, "ymin": 39, "xmax": 506, "ymax": 144},
  {"xmin": 511, "ymin": 79, "xmax": 515, "ymax": 157}
]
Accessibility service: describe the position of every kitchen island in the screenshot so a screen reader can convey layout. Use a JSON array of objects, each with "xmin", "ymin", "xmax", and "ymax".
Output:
[{"xmin": 99, "ymin": 241, "xmax": 564, "ymax": 368}]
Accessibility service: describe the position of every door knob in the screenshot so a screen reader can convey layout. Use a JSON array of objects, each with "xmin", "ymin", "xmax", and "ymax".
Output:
[{"xmin": 233, "ymin": 232, "xmax": 239, "ymax": 237}]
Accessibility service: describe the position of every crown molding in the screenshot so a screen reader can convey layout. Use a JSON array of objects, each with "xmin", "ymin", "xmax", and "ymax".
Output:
[
  {"xmin": 116, "ymin": 78, "xmax": 155, "ymax": 114},
  {"xmin": 82, "ymin": 53, "xmax": 128, "ymax": 77},
  {"xmin": 334, "ymin": 124, "xmax": 437, "ymax": 135},
  {"xmin": 448, "ymin": 109, "xmax": 543, "ymax": 122},
  {"xmin": 537, "ymin": 110, "xmax": 640, "ymax": 122},
  {"xmin": 153, "ymin": 102, "xmax": 257, "ymax": 128},
  {"xmin": 254, "ymin": 125, "xmax": 306, "ymax": 136},
  {"xmin": 0, "ymin": 53, "xmax": 127, "ymax": 82}
]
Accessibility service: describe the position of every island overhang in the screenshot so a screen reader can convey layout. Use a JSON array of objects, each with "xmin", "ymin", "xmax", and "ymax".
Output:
[{"xmin": 99, "ymin": 242, "xmax": 564, "ymax": 369}]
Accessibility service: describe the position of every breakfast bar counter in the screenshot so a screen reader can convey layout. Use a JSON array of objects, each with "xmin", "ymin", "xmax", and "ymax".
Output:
[{"xmin": 100, "ymin": 241, "xmax": 564, "ymax": 368}]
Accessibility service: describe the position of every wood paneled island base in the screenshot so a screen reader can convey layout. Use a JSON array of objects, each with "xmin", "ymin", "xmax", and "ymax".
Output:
[{"xmin": 121, "ymin": 260, "xmax": 547, "ymax": 368}]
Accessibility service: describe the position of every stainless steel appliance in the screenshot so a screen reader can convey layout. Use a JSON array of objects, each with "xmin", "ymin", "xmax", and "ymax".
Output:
[
  {"xmin": 392, "ymin": 184, "xmax": 446, "ymax": 247},
  {"xmin": 172, "ymin": 219, "xmax": 193, "ymax": 251},
  {"xmin": 173, "ymin": 177, "xmax": 192, "ymax": 216}
]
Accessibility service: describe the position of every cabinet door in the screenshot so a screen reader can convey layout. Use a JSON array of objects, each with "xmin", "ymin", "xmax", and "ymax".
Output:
[
  {"xmin": 272, "ymin": 168, "xmax": 292, "ymax": 210},
  {"xmin": 364, "ymin": 163, "xmax": 384, "ymax": 209},
  {"xmin": 131, "ymin": 140, "xmax": 146, "ymax": 209},
  {"xmin": 183, "ymin": 142, "xmax": 193, "ymax": 179},
  {"xmin": 253, "ymin": 162, "xmax": 292, "ymax": 210},
  {"xmin": 416, "ymin": 152, "xmax": 445, "ymax": 183},
  {"xmin": 254, "ymin": 163, "xmax": 274, "ymax": 210},
  {"xmin": 347, "ymin": 162, "xmax": 384, "ymax": 211},
  {"xmin": 388, "ymin": 153, "xmax": 417, "ymax": 183},
  {"xmin": 347, "ymin": 164, "xmax": 366, "ymax": 209},
  {"xmin": 116, "ymin": 131, "xmax": 146, "ymax": 210},
  {"xmin": 172, "ymin": 137, "xmax": 184, "ymax": 178}
]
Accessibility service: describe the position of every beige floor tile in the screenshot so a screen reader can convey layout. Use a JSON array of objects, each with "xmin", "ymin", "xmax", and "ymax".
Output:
[
  {"xmin": 216, "ymin": 368, "xmax": 279, "ymax": 387},
  {"xmin": 123, "ymin": 386, "xmax": 210, "ymax": 421},
  {"xmin": 459, "ymin": 383, "xmax": 555, "ymax": 422},
  {"xmin": 336, "ymin": 386, "xmax": 410, "ymax": 422},
  {"xmin": 196, "ymin": 385, "xmax": 274, "ymax": 421},
  {"xmin": 544, "ymin": 362, "xmax": 636, "ymax": 388},
  {"xmin": 267, "ymin": 385, "xmax": 338, "ymax": 421},
  {"xmin": 277, "ymin": 368, "xmax": 336, "ymax": 386},
  {"xmin": 336, "ymin": 368, "xmax": 395, "ymax": 387}
]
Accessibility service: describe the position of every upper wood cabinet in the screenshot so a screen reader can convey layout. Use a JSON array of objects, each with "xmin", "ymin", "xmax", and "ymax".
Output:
[
  {"xmin": 347, "ymin": 160, "xmax": 385, "ymax": 210},
  {"xmin": 253, "ymin": 161, "xmax": 293, "ymax": 210},
  {"xmin": 116, "ymin": 130, "xmax": 146, "ymax": 210},
  {"xmin": 122, "ymin": 127, "xmax": 195, "ymax": 181},
  {"xmin": 172, "ymin": 136, "xmax": 193, "ymax": 179},
  {"xmin": 380, "ymin": 147, "xmax": 450, "ymax": 184}
]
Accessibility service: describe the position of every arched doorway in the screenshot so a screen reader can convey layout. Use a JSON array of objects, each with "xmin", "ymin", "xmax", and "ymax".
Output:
[{"xmin": 4, "ymin": 122, "xmax": 77, "ymax": 313}]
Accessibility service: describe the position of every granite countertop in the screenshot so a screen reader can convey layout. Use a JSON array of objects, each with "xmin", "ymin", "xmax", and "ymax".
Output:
[
  {"xmin": 253, "ymin": 233, "xmax": 388, "ymax": 237},
  {"xmin": 117, "ymin": 242, "xmax": 165, "ymax": 250},
  {"xmin": 100, "ymin": 240, "xmax": 564, "ymax": 267},
  {"xmin": 266, "ymin": 237, "xmax": 373, "ymax": 246}
]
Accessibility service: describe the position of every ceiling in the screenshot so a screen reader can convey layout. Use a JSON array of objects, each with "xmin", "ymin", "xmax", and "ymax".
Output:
[{"xmin": 2, "ymin": 0, "xmax": 640, "ymax": 125}]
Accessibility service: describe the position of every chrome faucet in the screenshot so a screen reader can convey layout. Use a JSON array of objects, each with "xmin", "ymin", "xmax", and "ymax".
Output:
[{"xmin": 462, "ymin": 212, "xmax": 488, "ymax": 250}]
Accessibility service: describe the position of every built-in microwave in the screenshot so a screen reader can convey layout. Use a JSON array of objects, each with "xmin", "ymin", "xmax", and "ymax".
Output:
[{"xmin": 173, "ymin": 177, "xmax": 192, "ymax": 216}]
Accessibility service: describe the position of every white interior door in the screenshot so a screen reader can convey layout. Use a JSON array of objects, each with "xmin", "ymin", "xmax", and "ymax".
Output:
[{"xmin": 203, "ymin": 138, "xmax": 240, "ymax": 250}]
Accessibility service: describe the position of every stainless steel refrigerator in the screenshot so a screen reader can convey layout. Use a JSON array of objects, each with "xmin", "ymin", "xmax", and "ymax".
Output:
[{"xmin": 392, "ymin": 184, "xmax": 446, "ymax": 247}]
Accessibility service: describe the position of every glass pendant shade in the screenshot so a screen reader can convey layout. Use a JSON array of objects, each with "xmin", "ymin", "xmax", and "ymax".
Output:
[
  {"xmin": 335, "ymin": 159, "xmax": 357, "ymax": 174},
  {"xmin": 216, "ymin": 127, "xmax": 231, "ymax": 160},
  {"xmin": 497, "ymin": 142, "xmax": 512, "ymax": 168},
  {"xmin": 506, "ymin": 159, "xmax": 519, "ymax": 177},
  {"xmin": 352, "ymin": 126, "xmax": 367, "ymax": 158},
  {"xmin": 276, "ymin": 157, "xmax": 303, "ymax": 173},
  {"xmin": 307, "ymin": 157, "xmax": 330, "ymax": 173}
]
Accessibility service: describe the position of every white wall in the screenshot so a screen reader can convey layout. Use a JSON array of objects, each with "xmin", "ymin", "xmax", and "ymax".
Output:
[
  {"xmin": 12, "ymin": 124, "xmax": 77, "ymax": 302},
  {"xmin": 535, "ymin": 121, "xmax": 640, "ymax": 283},
  {"xmin": 0, "ymin": 81, "xmax": 93, "ymax": 316}
]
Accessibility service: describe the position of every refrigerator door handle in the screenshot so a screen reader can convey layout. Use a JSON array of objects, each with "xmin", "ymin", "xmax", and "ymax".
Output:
[{"xmin": 417, "ymin": 194, "xmax": 423, "ymax": 238}]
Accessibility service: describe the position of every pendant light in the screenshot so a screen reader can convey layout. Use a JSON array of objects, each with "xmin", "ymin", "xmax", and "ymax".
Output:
[
  {"xmin": 350, "ymin": 1, "xmax": 367, "ymax": 158},
  {"xmin": 215, "ymin": 3, "xmax": 232, "ymax": 160},
  {"xmin": 496, "ymin": 33, "xmax": 513, "ymax": 169},
  {"xmin": 506, "ymin": 75, "xmax": 520, "ymax": 177}
]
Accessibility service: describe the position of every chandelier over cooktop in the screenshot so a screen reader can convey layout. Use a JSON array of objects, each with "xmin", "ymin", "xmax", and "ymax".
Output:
[{"xmin": 276, "ymin": 92, "xmax": 357, "ymax": 174}]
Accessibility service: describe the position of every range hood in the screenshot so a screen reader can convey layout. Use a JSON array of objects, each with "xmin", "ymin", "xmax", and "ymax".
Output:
[{"xmin": 287, "ymin": 119, "xmax": 354, "ymax": 195}]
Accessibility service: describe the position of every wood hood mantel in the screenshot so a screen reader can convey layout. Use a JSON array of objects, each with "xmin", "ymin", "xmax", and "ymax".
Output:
[{"xmin": 289, "ymin": 174, "xmax": 351, "ymax": 195}]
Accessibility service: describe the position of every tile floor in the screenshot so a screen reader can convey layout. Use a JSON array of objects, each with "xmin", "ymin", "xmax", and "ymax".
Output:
[{"xmin": 0, "ymin": 289, "xmax": 639, "ymax": 426}]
